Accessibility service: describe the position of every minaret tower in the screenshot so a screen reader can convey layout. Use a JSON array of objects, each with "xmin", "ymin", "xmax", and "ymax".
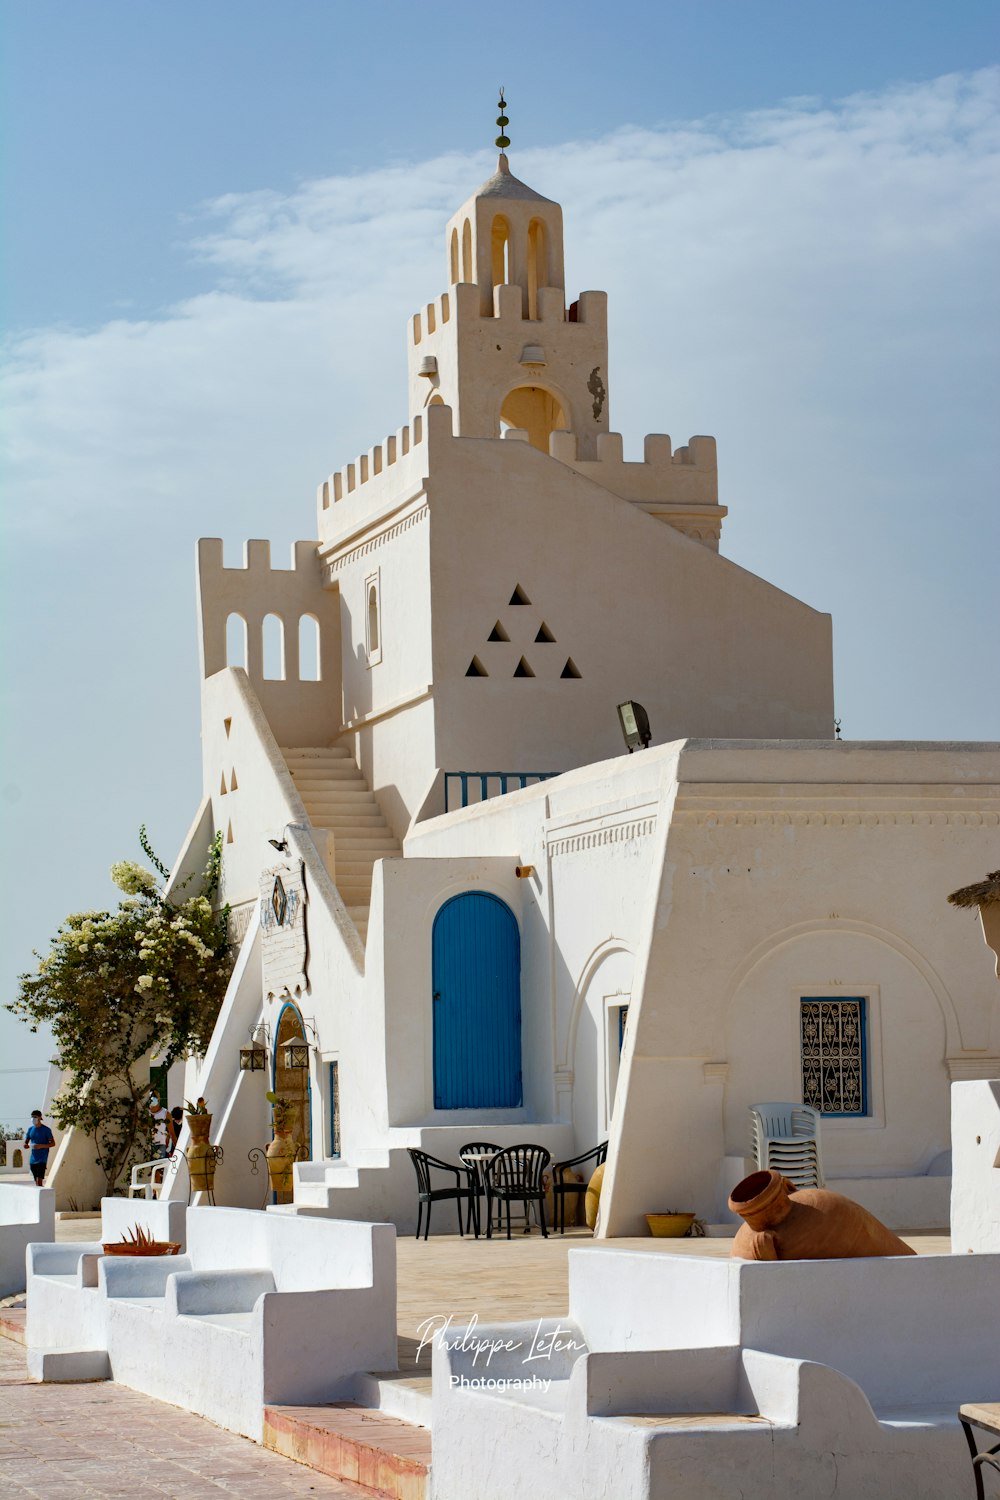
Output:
[{"xmin": 407, "ymin": 94, "xmax": 610, "ymax": 458}]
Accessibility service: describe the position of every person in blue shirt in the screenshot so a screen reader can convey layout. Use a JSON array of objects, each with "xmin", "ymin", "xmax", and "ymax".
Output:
[{"xmin": 23, "ymin": 1110, "xmax": 55, "ymax": 1186}]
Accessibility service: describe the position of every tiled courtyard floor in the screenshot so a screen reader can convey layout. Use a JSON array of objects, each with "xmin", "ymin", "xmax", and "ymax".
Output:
[{"xmin": 0, "ymin": 1337, "xmax": 367, "ymax": 1498}]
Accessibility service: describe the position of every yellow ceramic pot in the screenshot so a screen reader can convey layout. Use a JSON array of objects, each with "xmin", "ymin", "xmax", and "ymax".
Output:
[{"xmin": 645, "ymin": 1212, "xmax": 695, "ymax": 1238}]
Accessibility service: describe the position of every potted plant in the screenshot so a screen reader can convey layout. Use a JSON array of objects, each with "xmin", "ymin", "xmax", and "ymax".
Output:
[
  {"xmin": 102, "ymin": 1223, "xmax": 181, "ymax": 1256},
  {"xmin": 184, "ymin": 1097, "xmax": 215, "ymax": 1195},
  {"xmin": 265, "ymin": 1091, "xmax": 298, "ymax": 1195}
]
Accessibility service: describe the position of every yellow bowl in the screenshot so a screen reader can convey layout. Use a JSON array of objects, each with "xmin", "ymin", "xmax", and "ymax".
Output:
[{"xmin": 645, "ymin": 1212, "xmax": 695, "ymax": 1238}]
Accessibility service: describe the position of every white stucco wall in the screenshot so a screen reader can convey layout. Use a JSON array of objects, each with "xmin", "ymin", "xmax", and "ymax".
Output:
[{"xmin": 951, "ymin": 1078, "xmax": 1000, "ymax": 1252}]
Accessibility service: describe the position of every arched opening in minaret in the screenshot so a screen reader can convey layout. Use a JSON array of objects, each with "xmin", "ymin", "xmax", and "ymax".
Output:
[
  {"xmin": 491, "ymin": 215, "xmax": 511, "ymax": 289},
  {"xmin": 462, "ymin": 218, "xmax": 473, "ymax": 280},
  {"xmin": 527, "ymin": 219, "xmax": 548, "ymax": 319},
  {"xmin": 449, "ymin": 229, "xmax": 459, "ymax": 284},
  {"xmin": 500, "ymin": 385, "xmax": 568, "ymax": 454}
]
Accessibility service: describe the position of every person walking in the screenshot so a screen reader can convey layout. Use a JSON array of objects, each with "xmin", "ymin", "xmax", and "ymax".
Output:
[{"xmin": 23, "ymin": 1110, "xmax": 55, "ymax": 1187}]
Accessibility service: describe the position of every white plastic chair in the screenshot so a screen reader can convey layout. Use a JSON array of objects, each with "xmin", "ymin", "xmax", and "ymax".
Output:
[
  {"xmin": 750, "ymin": 1102, "xmax": 824, "ymax": 1189},
  {"xmin": 128, "ymin": 1158, "xmax": 167, "ymax": 1199}
]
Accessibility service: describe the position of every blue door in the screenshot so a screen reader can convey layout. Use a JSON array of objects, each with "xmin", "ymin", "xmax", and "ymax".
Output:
[{"xmin": 432, "ymin": 893, "xmax": 522, "ymax": 1109}]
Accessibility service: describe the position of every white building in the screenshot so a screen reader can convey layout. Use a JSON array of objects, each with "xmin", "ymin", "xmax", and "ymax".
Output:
[{"xmin": 53, "ymin": 151, "xmax": 1000, "ymax": 1230}]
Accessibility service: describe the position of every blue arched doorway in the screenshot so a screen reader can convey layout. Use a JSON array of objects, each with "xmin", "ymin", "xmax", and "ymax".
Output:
[{"xmin": 432, "ymin": 893, "xmax": 522, "ymax": 1109}]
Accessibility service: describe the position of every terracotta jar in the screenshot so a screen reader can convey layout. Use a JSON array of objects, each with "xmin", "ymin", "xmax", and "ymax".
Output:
[
  {"xmin": 729, "ymin": 1169, "xmax": 916, "ymax": 1261},
  {"xmin": 186, "ymin": 1112, "xmax": 216, "ymax": 1194},
  {"xmin": 266, "ymin": 1125, "xmax": 297, "ymax": 1195}
]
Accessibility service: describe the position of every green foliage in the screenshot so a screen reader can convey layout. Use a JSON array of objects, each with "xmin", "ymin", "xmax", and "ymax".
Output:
[
  {"xmin": 184, "ymin": 1097, "xmax": 209, "ymax": 1116},
  {"xmin": 7, "ymin": 829, "xmax": 231, "ymax": 1197}
]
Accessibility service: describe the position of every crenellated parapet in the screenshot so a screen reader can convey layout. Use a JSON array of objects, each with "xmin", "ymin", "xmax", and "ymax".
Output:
[
  {"xmin": 548, "ymin": 429, "xmax": 727, "ymax": 549},
  {"xmin": 317, "ymin": 412, "xmax": 426, "ymax": 515},
  {"xmin": 197, "ymin": 537, "xmax": 338, "ymax": 684}
]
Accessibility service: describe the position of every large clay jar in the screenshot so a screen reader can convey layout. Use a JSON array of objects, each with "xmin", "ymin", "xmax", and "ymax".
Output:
[
  {"xmin": 266, "ymin": 1128, "xmax": 297, "ymax": 1195},
  {"xmin": 585, "ymin": 1164, "xmax": 605, "ymax": 1230},
  {"xmin": 729, "ymin": 1169, "xmax": 916, "ymax": 1261},
  {"xmin": 186, "ymin": 1112, "xmax": 216, "ymax": 1194}
]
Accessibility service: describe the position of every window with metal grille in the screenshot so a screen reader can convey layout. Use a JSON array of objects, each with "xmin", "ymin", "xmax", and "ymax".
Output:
[{"xmin": 800, "ymin": 997, "xmax": 868, "ymax": 1116}]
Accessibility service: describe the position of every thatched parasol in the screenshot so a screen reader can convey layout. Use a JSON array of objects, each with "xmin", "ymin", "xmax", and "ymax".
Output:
[{"xmin": 947, "ymin": 871, "xmax": 1000, "ymax": 910}]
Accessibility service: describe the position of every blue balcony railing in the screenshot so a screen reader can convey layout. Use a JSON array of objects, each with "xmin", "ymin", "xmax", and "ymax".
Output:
[{"xmin": 444, "ymin": 770, "xmax": 558, "ymax": 813}]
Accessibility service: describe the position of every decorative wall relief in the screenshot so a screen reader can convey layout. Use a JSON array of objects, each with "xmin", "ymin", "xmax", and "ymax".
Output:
[{"xmin": 259, "ymin": 860, "xmax": 308, "ymax": 999}]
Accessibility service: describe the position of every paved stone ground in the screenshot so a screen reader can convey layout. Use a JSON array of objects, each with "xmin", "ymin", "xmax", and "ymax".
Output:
[{"xmin": 0, "ymin": 1339, "xmax": 366, "ymax": 1499}]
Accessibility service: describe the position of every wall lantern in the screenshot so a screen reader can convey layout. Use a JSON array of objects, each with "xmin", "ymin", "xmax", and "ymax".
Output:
[
  {"xmin": 239, "ymin": 1023, "xmax": 270, "ymax": 1072},
  {"xmin": 519, "ymin": 345, "xmax": 546, "ymax": 368},
  {"xmin": 418, "ymin": 355, "xmax": 438, "ymax": 378},
  {"xmin": 617, "ymin": 700, "xmax": 652, "ymax": 753},
  {"xmin": 281, "ymin": 1040, "xmax": 311, "ymax": 1070}
]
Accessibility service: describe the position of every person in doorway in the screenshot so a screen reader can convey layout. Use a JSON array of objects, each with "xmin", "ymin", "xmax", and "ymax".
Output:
[
  {"xmin": 167, "ymin": 1105, "xmax": 184, "ymax": 1156},
  {"xmin": 23, "ymin": 1110, "xmax": 55, "ymax": 1187},
  {"xmin": 149, "ymin": 1094, "xmax": 169, "ymax": 1160}
]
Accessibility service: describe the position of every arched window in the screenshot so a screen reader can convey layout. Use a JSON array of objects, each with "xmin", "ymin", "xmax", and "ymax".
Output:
[
  {"xmin": 462, "ymin": 218, "xmax": 473, "ymax": 280},
  {"xmin": 527, "ymin": 219, "xmax": 548, "ymax": 320},
  {"xmin": 365, "ymin": 571, "xmax": 382, "ymax": 665},
  {"xmin": 491, "ymin": 215, "xmax": 510, "ymax": 290},
  {"xmin": 450, "ymin": 228, "xmax": 459, "ymax": 284},
  {"xmin": 298, "ymin": 614, "xmax": 320, "ymax": 681},
  {"xmin": 226, "ymin": 613, "xmax": 247, "ymax": 669},
  {"xmin": 262, "ymin": 614, "xmax": 285, "ymax": 680}
]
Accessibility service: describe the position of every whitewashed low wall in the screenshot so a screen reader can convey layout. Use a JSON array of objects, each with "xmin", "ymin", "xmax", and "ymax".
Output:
[
  {"xmin": 951, "ymin": 1078, "xmax": 1000, "ymax": 1253},
  {"xmin": 100, "ymin": 1197, "xmax": 187, "ymax": 1251},
  {"xmin": 0, "ymin": 1184, "xmax": 54, "ymax": 1297},
  {"xmin": 430, "ymin": 1248, "xmax": 1000, "ymax": 1500},
  {"xmin": 26, "ymin": 1207, "xmax": 397, "ymax": 1440}
]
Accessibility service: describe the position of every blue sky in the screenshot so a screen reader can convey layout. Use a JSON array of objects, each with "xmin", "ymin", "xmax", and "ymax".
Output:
[{"xmin": 1, "ymin": 1, "xmax": 998, "ymax": 1121}]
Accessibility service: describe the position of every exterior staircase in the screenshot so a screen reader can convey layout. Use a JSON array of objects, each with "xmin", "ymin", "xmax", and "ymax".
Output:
[{"xmin": 281, "ymin": 746, "xmax": 401, "ymax": 944}]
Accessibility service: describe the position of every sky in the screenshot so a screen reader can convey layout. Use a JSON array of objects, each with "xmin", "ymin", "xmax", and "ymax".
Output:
[{"xmin": 1, "ymin": 1, "xmax": 998, "ymax": 1124}]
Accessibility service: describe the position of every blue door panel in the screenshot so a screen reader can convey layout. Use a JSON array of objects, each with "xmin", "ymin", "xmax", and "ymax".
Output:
[{"xmin": 432, "ymin": 893, "xmax": 522, "ymax": 1109}]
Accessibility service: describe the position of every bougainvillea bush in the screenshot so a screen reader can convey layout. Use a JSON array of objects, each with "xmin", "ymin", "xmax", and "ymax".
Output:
[{"xmin": 8, "ymin": 828, "xmax": 232, "ymax": 1196}]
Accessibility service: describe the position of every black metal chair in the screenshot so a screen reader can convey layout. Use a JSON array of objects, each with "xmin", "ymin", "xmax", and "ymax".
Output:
[
  {"xmin": 407, "ymin": 1148, "xmax": 474, "ymax": 1240},
  {"xmin": 551, "ymin": 1142, "xmax": 608, "ymax": 1233},
  {"xmin": 459, "ymin": 1141, "xmax": 501, "ymax": 1237},
  {"xmin": 485, "ymin": 1144, "xmax": 551, "ymax": 1239}
]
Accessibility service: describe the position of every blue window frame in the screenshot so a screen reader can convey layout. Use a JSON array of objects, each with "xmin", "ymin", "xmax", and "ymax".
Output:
[
  {"xmin": 800, "ymin": 997, "xmax": 868, "ymax": 1116},
  {"xmin": 329, "ymin": 1061, "xmax": 341, "ymax": 1158}
]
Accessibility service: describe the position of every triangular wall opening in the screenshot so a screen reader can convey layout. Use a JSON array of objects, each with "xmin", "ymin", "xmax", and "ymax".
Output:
[
  {"xmin": 561, "ymin": 658, "xmax": 582, "ymax": 679},
  {"xmin": 466, "ymin": 656, "xmax": 489, "ymax": 677},
  {"xmin": 220, "ymin": 774, "xmax": 228, "ymax": 796},
  {"xmin": 535, "ymin": 622, "xmax": 556, "ymax": 643},
  {"xmin": 509, "ymin": 585, "xmax": 531, "ymax": 606},
  {"xmin": 513, "ymin": 657, "xmax": 535, "ymax": 678},
  {"xmin": 488, "ymin": 621, "xmax": 510, "ymax": 642}
]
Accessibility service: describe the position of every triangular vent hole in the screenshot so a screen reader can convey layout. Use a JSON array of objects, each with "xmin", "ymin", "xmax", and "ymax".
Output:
[
  {"xmin": 487, "ymin": 621, "xmax": 510, "ymax": 642},
  {"xmin": 509, "ymin": 585, "xmax": 531, "ymax": 606},
  {"xmin": 561, "ymin": 657, "xmax": 582, "ymax": 679},
  {"xmin": 466, "ymin": 656, "xmax": 489, "ymax": 677},
  {"xmin": 220, "ymin": 773, "xmax": 228, "ymax": 796},
  {"xmin": 226, "ymin": 820, "xmax": 234, "ymax": 844},
  {"xmin": 535, "ymin": 622, "xmax": 556, "ymax": 643},
  {"xmin": 223, "ymin": 717, "xmax": 232, "ymax": 738},
  {"xmin": 513, "ymin": 657, "xmax": 535, "ymax": 678},
  {"xmin": 230, "ymin": 769, "xmax": 238, "ymax": 791}
]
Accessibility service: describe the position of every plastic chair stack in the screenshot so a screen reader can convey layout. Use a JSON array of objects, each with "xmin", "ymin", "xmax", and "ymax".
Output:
[{"xmin": 750, "ymin": 1102, "xmax": 824, "ymax": 1190}]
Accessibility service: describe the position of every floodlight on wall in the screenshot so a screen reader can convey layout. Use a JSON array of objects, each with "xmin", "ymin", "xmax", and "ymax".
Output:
[
  {"xmin": 418, "ymin": 355, "xmax": 438, "ymax": 378},
  {"xmin": 268, "ymin": 836, "xmax": 289, "ymax": 853},
  {"xmin": 617, "ymin": 700, "xmax": 652, "ymax": 753},
  {"xmin": 519, "ymin": 345, "xmax": 546, "ymax": 367},
  {"xmin": 239, "ymin": 1022, "xmax": 270, "ymax": 1072}
]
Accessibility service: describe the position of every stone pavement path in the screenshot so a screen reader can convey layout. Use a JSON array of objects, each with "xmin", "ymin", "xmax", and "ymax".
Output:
[{"xmin": 0, "ymin": 1339, "xmax": 365, "ymax": 1499}]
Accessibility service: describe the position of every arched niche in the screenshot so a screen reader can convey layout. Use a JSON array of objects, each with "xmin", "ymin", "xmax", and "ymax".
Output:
[{"xmin": 500, "ymin": 384, "xmax": 569, "ymax": 454}]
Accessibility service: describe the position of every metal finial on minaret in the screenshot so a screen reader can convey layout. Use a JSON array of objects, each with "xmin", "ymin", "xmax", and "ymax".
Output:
[{"xmin": 495, "ymin": 90, "xmax": 511, "ymax": 155}]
